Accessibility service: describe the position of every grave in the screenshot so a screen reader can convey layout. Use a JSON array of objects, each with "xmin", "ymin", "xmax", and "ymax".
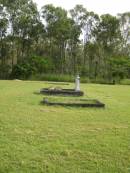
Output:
[
  {"xmin": 43, "ymin": 98, "xmax": 105, "ymax": 108},
  {"xmin": 40, "ymin": 75, "xmax": 84, "ymax": 96},
  {"xmin": 40, "ymin": 75, "xmax": 105, "ymax": 108}
]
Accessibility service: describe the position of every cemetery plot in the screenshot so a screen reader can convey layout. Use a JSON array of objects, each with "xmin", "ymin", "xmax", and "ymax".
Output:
[
  {"xmin": 40, "ymin": 75, "xmax": 84, "ymax": 96},
  {"xmin": 40, "ymin": 88, "xmax": 84, "ymax": 96},
  {"xmin": 42, "ymin": 97, "xmax": 105, "ymax": 107},
  {"xmin": 40, "ymin": 76, "xmax": 105, "ymax": 107}
]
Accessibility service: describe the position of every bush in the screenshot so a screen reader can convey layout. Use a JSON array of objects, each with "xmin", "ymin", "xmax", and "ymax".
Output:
[
  {"xmin": 11, "ymin": 63, "xmax": 36, "ymax": 79},
  {"xmin": 109, "ymin": 56, "xmax": 130, "ymax": 81},
  {"xmin": 11, "ymin": 56, "xmax": 53, "ymax": 79},
  {"xmin": 28, "ymin": 56, "xmax": 54, "ymax": 73}
]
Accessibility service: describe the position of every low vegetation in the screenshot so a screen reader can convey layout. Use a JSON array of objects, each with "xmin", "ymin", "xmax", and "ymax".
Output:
[{"xmin": 0, "ymin": 80, "xmax": 130, "ymax": 172}]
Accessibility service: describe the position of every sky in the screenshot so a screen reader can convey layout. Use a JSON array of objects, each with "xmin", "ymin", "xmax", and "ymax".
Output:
[{"xmin": 33, "ymin": 0, "xmax": 130, "ymax": 16}]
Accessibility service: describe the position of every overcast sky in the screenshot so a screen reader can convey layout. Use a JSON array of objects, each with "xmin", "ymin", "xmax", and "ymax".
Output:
[{"xmin": 33, "ymin": 0, "xmax": 130, "ymax": 15}]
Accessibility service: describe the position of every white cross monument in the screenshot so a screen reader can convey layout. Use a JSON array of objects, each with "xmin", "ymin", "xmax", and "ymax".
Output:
[{"xmin": 75, "ymin": 75, "xmax": 80, "ymax": 91}]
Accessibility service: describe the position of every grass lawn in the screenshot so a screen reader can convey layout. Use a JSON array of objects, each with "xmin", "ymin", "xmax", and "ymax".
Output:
[{"xmin": 0, "ymin": 80, "xmax": 130, "ymax": 173}]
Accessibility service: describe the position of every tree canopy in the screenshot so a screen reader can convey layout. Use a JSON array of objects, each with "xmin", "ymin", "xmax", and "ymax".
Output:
[{"xmin": 0, "ymin": 1, "xmax": 130, "ymax": 83}]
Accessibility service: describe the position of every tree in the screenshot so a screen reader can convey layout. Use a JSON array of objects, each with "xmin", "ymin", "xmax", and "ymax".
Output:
[
  {"xmin": 70, "ymin": 5, "xmax": 100, "ymax": 73},
  {"xmin": 42, "ymin": 4, "xmax": 79, "ymax": 73},
  {"xmin": 92, "ymin": 14, "xmax": 122, "ymax": 81},
  {"xmin": 0, "ymin": 4, "xmax": 10, "ymax": 78},
  {"xmin": 118, "ymin": 12, "xmax": 130, "ymax": 56},
  {"xmin": 3, "ymin": 0, "xmax": 43, "ymax": 63},
  {"xmin": 0, "ymin": 2, "xmax": 129, "ymax": 82}
]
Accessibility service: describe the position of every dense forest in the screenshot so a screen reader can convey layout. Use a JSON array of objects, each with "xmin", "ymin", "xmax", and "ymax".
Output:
[{"xmin": 0, "ymin": 0, "xmax": 130, "ymax": 83}]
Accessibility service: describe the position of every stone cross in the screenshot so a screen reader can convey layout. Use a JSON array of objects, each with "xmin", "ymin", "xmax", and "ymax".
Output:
[{"xmin": 75, "ymin": 75, "xmax": 80, "ymax": 91}]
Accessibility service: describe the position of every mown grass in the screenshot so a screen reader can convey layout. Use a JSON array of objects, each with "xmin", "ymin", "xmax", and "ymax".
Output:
[
  {"xmin": 29, "ymin": 73, "xmax": 89, "ymax": 83},
  {"xmin": 0, "ymin": 80, "xmax": 130, "ymax": 173}
]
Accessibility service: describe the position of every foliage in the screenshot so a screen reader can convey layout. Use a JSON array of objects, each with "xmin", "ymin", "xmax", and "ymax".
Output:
[
  {"xmin": 11, "ymin": 56, "xmax": 53, "ymax": 79},
  {"xmin": 109, "ymin": 56, "xmax": 130, "ymax": 80},
  {"xmin": 0, "ymin": 1, "xmax": 130, "ymax": 82},
  {"xmin": 0, "ymin": 64, "xmax": 10, "ymax": 79}
]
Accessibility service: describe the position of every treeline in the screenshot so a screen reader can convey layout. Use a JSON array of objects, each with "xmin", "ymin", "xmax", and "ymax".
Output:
[{"xmin": 0, "ymin": 0, "xmax": 130, "ymax": 83}]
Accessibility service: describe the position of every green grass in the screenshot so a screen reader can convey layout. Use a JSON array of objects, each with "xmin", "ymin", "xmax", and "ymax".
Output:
[
  {"xmin": 0, "ymin": 80, "xmax": 130, "ymax": 173},
  {"xmin": 120, "ymin": 79, "xmax": 130, "ymax": 85},
  {"xmin": 29, "ymin": 73, "xmax": 89, "ymax": 83}
]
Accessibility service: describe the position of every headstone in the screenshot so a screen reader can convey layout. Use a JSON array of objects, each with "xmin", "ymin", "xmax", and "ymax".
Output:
[{"xmin": 75, "ymin": 75, "xmax": 80, "ymax": 91}]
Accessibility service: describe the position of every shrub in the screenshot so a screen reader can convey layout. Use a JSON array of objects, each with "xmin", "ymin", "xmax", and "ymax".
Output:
[{"xmin": 11, "ymin": 56, "xmax": 53, "ymax": 79}]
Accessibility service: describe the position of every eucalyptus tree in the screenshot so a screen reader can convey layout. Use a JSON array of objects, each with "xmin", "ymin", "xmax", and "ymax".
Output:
[
  {"xmin": 12, "ymin": 0, "xmax": 42, "ymax": 61},
  {"xmin": 2, "ymin": 0, "xmax": 43, "ymax": 63},
  {"xmin": 70, "ymin": 5, "xmax": 99, "ymax": 43},
  {"xmin": 93, "ymin": 14, "xmax": 122, "ymax": 81},
  {"xmin": 0, "ymin": 3, "xmax": 9, "ymax": 78},
  {"xmin": 66, "ymin": 19, "xmax": 81, "ymax": 74},
  {"xmin": 70, "ymin": 5, "xmax": 100, "ymax": 74},
  {"xmin": 0, "ymin": 4, "xmax": 8, "ymax": 58},
  {"xmin": 42, "ymin": 4, "xmax": 75, "ymax": 73},
  {"xmin": 69, "ymin": 5, "xmax": 86, "ymax": 73},
  {"xmin": 95, "ymin": 14, "xmax": 121, "ymax": 51},
  {"xmin": 118, "ymin": 12, "xmax": 130, "ymax": 56},
  {"xmin": 70, "ymin": 5, "xmax": 87, "ymax": 46},
  {"xmin": 82, "ymin": 11, "xmax": 100, "ymax": 77},
  {"xmin": 1, "ymin": 0, "xmax": 29, "ymax": 64}
]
